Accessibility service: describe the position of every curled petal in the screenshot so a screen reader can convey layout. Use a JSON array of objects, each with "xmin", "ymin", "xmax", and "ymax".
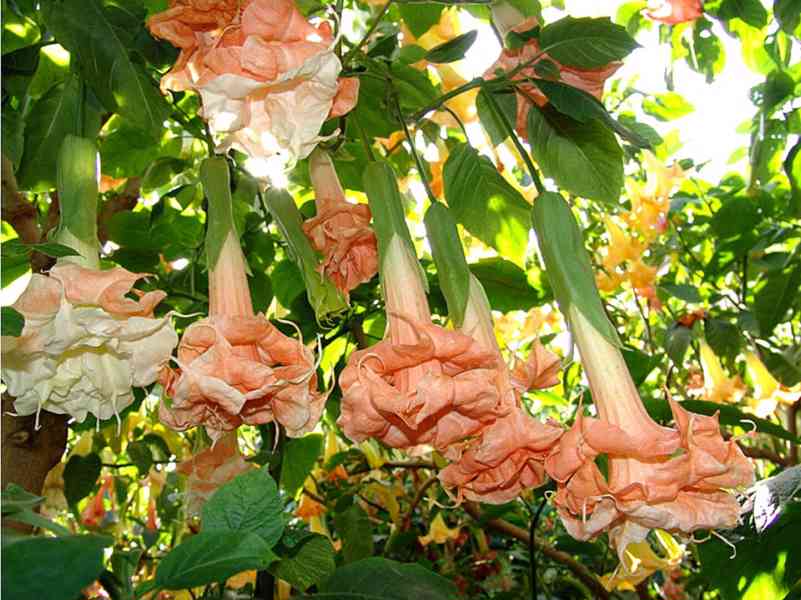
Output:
[
  {"xmin": 439, "ymin": 409, "xmax": 563, "ymax": 504},
  {"xmin": 510, "ymin": 340, "xmax": 561, "ymax": 391},
  {"xmin": 338, "ymin": 321, "xmax": 508, "ymax": 449}
]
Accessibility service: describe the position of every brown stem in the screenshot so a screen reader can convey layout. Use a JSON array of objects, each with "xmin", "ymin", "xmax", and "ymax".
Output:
[
  {"xmin": 789, "ymin": 397, "xmax": 800, "ymax": 465},
  {"xmin": 349, "ymin": 460, "xmax": 436, "ymax": 476},
  {"xmin": 463, "ymin": 501, "xmax": 611, "ymax": 600},
  {"xmin": 403, "ymin": 475, "xmax": 439, "ymax": 531}
]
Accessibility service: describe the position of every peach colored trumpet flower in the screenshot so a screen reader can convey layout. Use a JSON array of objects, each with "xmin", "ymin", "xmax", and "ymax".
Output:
[
  {"xmin": 160, "ymin": 232, "xmax": 326, "ymax": 441},
  {"xmin": 438, "ymin": 276, "xmax": 562, "ymax": 503},
  {"xmin": 302, "ymin": 149, "xmax": 378, "ymax": 298},
  {"xmin": 148, "ymin": 0, "xmax": 359, "ymax": 169},
  {"xmin": 484, "ymin": 7, "xmax": 620, "ymax": 139},
  {"xmin": 510, "ymin": 340, "xmax": 561, "ymax": 392},
  {"xmin": 338, "ymin": 237, "xmax": 508, "ymax": 451},
  {"xmin": 2, "ymin": 264, "xmax": 178, "ymax": 425},
  {"xmin": 177, "ymin": 432, "xmax": 252, "ymax": 515},
  {"xmin": 544, "ymin": 308, "xmax": 754, "ymax": 558},
  {"xmin": 644, "ymin": 0, "xmax": 703, "ymax": 24}
]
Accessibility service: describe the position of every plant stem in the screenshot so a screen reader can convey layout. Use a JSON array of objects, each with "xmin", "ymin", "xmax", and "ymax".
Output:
[
  {"xmin": 342, "ymin": 0, "xmax": 393, "ymax": 66},
  {"xmin": 392, "ymin": 88, "xmax": 437, "ymax": 203}
]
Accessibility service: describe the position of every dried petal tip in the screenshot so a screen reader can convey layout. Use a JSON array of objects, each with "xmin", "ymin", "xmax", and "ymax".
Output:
[{"xmin": 303, "ymin": 150, "xmax": 378, "ymax": 299}]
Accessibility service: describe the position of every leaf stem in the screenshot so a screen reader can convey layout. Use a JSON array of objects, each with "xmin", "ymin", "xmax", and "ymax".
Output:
[
  {"xmin": 343, "ymin": 0, "xmax": 394, "ymax": 66},
  {"xmin": 392, "ymin": 87, "xmax": 437, "ymax": 204}
]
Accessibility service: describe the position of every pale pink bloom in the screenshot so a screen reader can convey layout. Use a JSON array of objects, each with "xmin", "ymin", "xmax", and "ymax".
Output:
[
  {"xmin": 176, "ymin": 431, "xmax": 252, "ymax": 515},
  {"xmin": 302, "ymin": 150, "xmax": 378, "ymax": 299},
  {"xmin": 338, "ymin": 238, "xmax": 508, "ymax": 450},
  {"xmin": 160, "ymin": 233, "xmax": 325, "ymax": 441},
  {"xmin": 438, "ymin": 276, "xmax": 562, "ymax": 503},
  {"xmin": 148, "ymin": 0, "xmax": 360, "ymax": 168},
  {"xmin": 544, "ymin": 309, "xmax": 754, "ymax": 557},
  {"xmin": 644, "ymin": 0, "xmax": 703, "ymax": 25},
  {"xmin": 510, "ymin": 340, "xmax": 561, "ymax": 392},
  {"xmin": 2, "ymin": 265, "xmax": 177, "ymax": 424}
]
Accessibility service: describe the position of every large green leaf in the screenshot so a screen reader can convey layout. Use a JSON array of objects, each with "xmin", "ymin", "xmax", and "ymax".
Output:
[
  {"xmin": 531, "ymin": 192, "xmax": 620, "ymax": 346},
  {"xmin": 2, "ymin": 534, "xmax": 113, "ymax": 600},
  {"xmin": 17, "ymin": 74, "xmax": 101, "ymax": 191},
  {"xmin": 399, "ymin": 3, "xmax": 444, "ymax": 38},
  {"xmin": 1, "ymin": 0, "xmax": 40, "ymax": 55},
  {"xmin": 155, "ymin": 531, "xmax": 276, "ymax": 591},
  {"xmin": 469, "ymin": 257, "xmax": 547, "ymax": 312},
  {"xmin": 317, "ymin": 557, "xmax": 458, "ymax": 600},
  {"xmin": 753, "ymin": 265, "xmax": 801, "ymax": 336},
  {"xmin": 333, "ymin": 504, "xmax": 374, "ymax": 564},
  {"xmin": 280, "ymin": 434, "xmax": 323, "ymax": 498},
  {"xmin": 717, "ymin": 0, "xmax": 768, "ymax": 28},
  {"xmin": 539, "ymin": 16, "xmax": 638, "ymax": 69},
  {"xmin": 475, "ymin": 88, "xmax": 518, "ymax": 147},
  {"xmin": 202, "ymin": 467, "xmax": 284, "ymax": 547},
  {"xmin": 1, "ymin": 307, "xmax": 24, "ymax": 337},
  {"xmin": 270, "ymin": 533, "xmax": 336, "ymax": 592},
  {"xmin": 63, "ymin": 453, "xmax": 102, "ymax": 507},
  {"xmin": 425, "ymin": 30, "xmax": 477, "ymax": 63},
  {"xmin": 527, "ymin": 104, "xmax": 623, "ymax": 204},
  {"xmin": 442, "ymin": 143, "xmax": 531, "ymax": 267},
  {"xmin": 46, "ymin": 0, "xmax": 170, "ymax": 135},
  {"xmin": 642, "ymin": 91, "xmax": 695, "ymax": 121}
]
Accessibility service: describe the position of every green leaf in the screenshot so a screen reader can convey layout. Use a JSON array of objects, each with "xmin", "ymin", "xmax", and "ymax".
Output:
[
  {"xmin": 425, "ymin": 30, "xmax": 477, "ymax": 63},
  {"xmin": 684, "ymin": 18, "xmax": 725, "ymax": 83},
  {"xmin": 156, "ymin": 531, "xmax": 276, "ymax": 591},
  {"xmin": 272, "ymin": 259, "xmax": 306, "ymax": 308},
  {"xmin": 784, "ymin": 140, "xmax": 800, "ymax": 217},
  {"xmin": 527, "ymin": 104, "xmax": 623, "ymax": 204},
  {"xmin": 659, "ymin": 283, "xmax": 702, "ymax": 303},
  {"xmin": 2, "ymin": 105, "xmax": 24, "ymax": 170},
  {"xmin": 642, "ymin": 92, "xmax": 695, "ymax": 121},
  {"xmin": 712, "ymin": 195, "xmax": 761, "ymax": 238},
  {"xmin": 539, "ymin": 16, "xmax": 638, "ymax": 69},
  {"xmin": 2, "ymin": 534, "xmax": 113, "ymax": 600},
  {"xmin": 1, "ymin": 307, "xmax": 25, "ymax": 337},
  {"xmin": 531, "ymin": 192, "xmax": 620, "ymax": 346},
  {"xmin": 270, "ymin": 533, "xmax": 336, "ymax": 592},
  {"xmin": 1, "ymin": 484, "xmax": 44, "ymax": 515},
  {"xmin": 469, "ymin": 257, "xmax": 547, "ymax": 312},
  {"xmin": 397, "ymin": 44, "xmax": 428, "ymax": 64},
  {"xmin": 280, "ymin": 434, "xmax": 324, "ymax": 498},
  {"xmin": 26, "ymin": 242, "xmax": 80, "ymax": 258},
  {"xmin": 643, "ymin": 398, "xmax": 799, "ymax": 442},
  {"xmin": 621, "ymin": 347, "xmax": 659, "ymax": 386},
  {"xmin": 704, "ymin": 318, "xmax": 742, "ymax": 362},
  {"xmin": 753, "ymin": 265, "xmax": 801, "ymax": 336},
  {"xmin": 106, "ymin": 211, "xmax": 153, "ymax": 251},
  {"xmin": 391, "ymin": 63, "xmax": 440, "ymax": 113},
  {"xmin": 475, "ymin": 88, "xmax": 518, "ymax": 147},
  {"xmin": 202, "ymin": 467, "xmax": 284, "ymax": 547},
  {"xmin": 126, "ymin": 441, "xmax": 154, "ymax": 476},
  {"xmin": 774, "ymin": 0, "xmax": 801, "ymax": 34},
  {"xmin": 46, "ymin": 0, "xmax": 170, "ymax": 135},
  {"xmin": 333, "ymin": 504, "xmax": 374, "ymax": 564},
  {"xmin": 533, "ymin": 78, "xmax": 650, "ymax": 147},
  {"xmin": 698, "ymin": 504, "xmax": 801, "ymax": 600},
  {"xmin": 425, "ymin": 203, "xmax": 471, "ymax": 327},
  {"xmin": 442, "ymin": 143, "xmax": 531, "ymax": 267},
  {"xmin": 759, "ymin": 344, "xmax": 801, "ymax": 387},
  {"xmin": 17, "ymin": 75, "xmax": 101, "ymax": 191},
  {"xmin": 664, "ymin": 323, "xmax": 693, "ymax": 365},
  {"xmin": 318, "ymin": 557, "xmax": 458, "ymax": 600},
  {"xmin": 63, "ymin": 453, "xmax": 102, "ymax": 506},
  {"xmin": 399, "ymin": 3, "xmax": 444, "ymax": 38},
  {"xmin": 717, "ymin": 0, "xmax": 768, "ymax": 28}
]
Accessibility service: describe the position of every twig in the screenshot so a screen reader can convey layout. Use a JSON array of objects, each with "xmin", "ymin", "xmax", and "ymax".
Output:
[
  {"xmin": 463, "ymin": 501, "xmax": 610, "ymax": 600},
  {"xmin": 302, "ymin": 487, "xmax": 326, "ymax": 504},
  {"xmin": 789, "ymin": 397, "xmax": 800, "ymax": 465},
  {"xmin": 403, "ymin": 475, "xmax": 439, "ymax": 529},
  {"xmin": 349, "ymin": 318, "xmax": 369, "ymax": 350},
  {"xmin": 342, "ymin": 0, "xmax": 393, "ymax": 65}
]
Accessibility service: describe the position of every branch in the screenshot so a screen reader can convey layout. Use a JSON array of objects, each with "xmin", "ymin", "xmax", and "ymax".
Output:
[
  {"xmin": 463, "ymin": 501, "xmax": 610, "ymax": 600},
  {"xmin": 349, "ymin": 460, "xmax": 436, "ymax": 476},
  {"xmin": 403, "ymin": 475, "xmax": 439, "ymax": 530}
]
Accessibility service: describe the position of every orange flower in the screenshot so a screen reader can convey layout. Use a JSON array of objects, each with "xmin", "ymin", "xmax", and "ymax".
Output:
[
  {"xmin": 81, "ymin": 476, "xmax": 114, "ymax": 528},
  {"xmin": 302, "ymin": 150, "xmax": 378, "ymax": 299},
  {"xmin": 296, "ymin": 492, "xmax": 326, "ymax": 519},
  {"xmin": 439, "ymin": 276, "xmax": 562, "ymax": 503},
  {"xmin": 484, "ymin": 9, "xmax": 619, "ymax": 139},
  {"xmin": 338, "ymin": 235, "xmax": 507, "ymax": 451},
  {"xmin": 644, "ymin": 0, "xmax": 703, "ymax": 24},
  {"xmin": 545, "ymin": 309, "xmax": 753, "ymax": 558},
  {"xmin": 176, "ymin": 432, "xmax": 251, "ymax": 515},
  {"xmin": 148, "ymin": 0, "xmax": 359, "ymax": 168}
]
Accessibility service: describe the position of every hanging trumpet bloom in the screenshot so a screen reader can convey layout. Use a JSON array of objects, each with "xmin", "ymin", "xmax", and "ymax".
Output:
[
  {"xmin": 533, "ymin": 192, "xmax": 753, "ymax": 559},
  {"xmin": 600, "ymin": 530, "xmax": 684, "ymax": 592},
  {"xmin": 338, "ymin": 164, "xmax": 508, "ymax": 451},
  {"xmin": 419, "ymin": 513, "xmax": 461, "ymax": 546},
  {"xmin": 438, "ymin": 276, "xmax": 562, "ymax": 504},
  {"xmin": 160, "ymin": 158, "xmax": 326, "ymax": 440},
  {"xmin": 692, "ymin": 341, "xmax": 746, "ymax": 404},
  {"xmin": 745, "ymin": 351, "xmax": 800, "ymax": 417},
  {"xmin": 176, "ymin": 432, "xmax": 252, "ymax": 516},
  {"xmin": 302, "ymin": 149, "xmax": 378, "ymax": 299},
  {"xmin": 644, "ymin": 0, "xmax": 703, "ymax": 24},
  {"xmin": 484, "ymin": 2, "xmax": 620, "ymax": 139},
  {"xmin": 148, "ymin": 0, "xmax": 359, "ymax": 171},
  {"xmin": 1, "ymin": 136, "xmax": 177, "ymax": 426}
]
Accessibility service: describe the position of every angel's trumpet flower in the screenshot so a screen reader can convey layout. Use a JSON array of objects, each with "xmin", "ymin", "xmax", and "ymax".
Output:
[
  {"xmin": 159, "ymin": 158, "xmax": 325, "ymax": 440},
  {"xmin": 533, "ymin": 192, "xmax": 753, "ymax": 559},
  {"xmin": 1, "ymin": 136, "xmax": 177, "ymax": 426},
  {"xmin": 644, "ymin": 0, "xmax": 703, "ymax": 24},
  {"xmin": 338, "ymin": 165, "xmax": 507, "ymax": 450},
  {"xmin": 438, "ymin": 275, "xmax": 563, "ymax": 504},
  {"xmin": 600, "ymin": 530, "xmax": 684, "ymax": 592},
  {"xmin": 484, "ymin": 2, "xmax": 620, "ymax": 139},
  {"xmin": 148, "ymin": 0, "xmax": 359, "ymax": 170},
  {"xmin": 176, "ymin": 432, "xmax": 251, "ymax": 515},
  {"xmin": 302, "ymin": 149, "xmax": 378, "ymax": 299}
]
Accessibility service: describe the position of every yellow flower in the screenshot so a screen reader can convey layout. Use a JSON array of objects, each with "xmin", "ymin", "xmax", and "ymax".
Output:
[
  {"xmin": 366, "ymin": 482, "xmax": 402, "ymax": 524},
  {"xmin": 419, "ymin": 513, "xmax": 460, "ymax": 546},
  {"xmin": 698, "ymin": 342, "xmax": 745, "ymax": 404},
  {"xmin": 603, "ymin": 217, "xmax": 647, "ymax": 270},
  {"xmin": 602, "ymin": 530, "xmax": 684, "ymax": 591},
  {"xmin": 745, "ymin": 352, "xmax": 800, "ymax": 417},
  {"xmin": 627, "ymin": 259, "xmax": 658, "ymax": 291}
]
